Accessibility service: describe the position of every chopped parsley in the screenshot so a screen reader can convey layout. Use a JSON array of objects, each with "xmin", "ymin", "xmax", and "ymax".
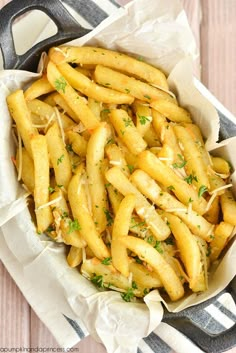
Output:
[
  {"xmin": 103, "ymin": 208, "xmax": 114, "ymax": 226},
  {"xmin": 164, "ymin": 236, "xmax": 175, "ymax": 245},
  {"xmin": 143, "ymin": 94, "xmax": 151, "ymax": 100},
  {"xmin": 184, "ymin": 174, "xmax": 198, "ymax": 184},
  {"xmin": 66, "ymin": 143, "xmax": 73, "ymax": 152},
  {"xmin": 121, "ymin": 287, "xmax": 135, "ymax": 302},
  {"xmin": 106, "ymin": 138, "xmax": 115, "ymax": 145},
  {"xmin": 198, "ymin": 185, "xmax": 208, "ymax": 198},
  {"xmin": 101, "ymin": 109, "xmax": 111, "ymax": 114},
  {"xmin": 68, "ymin": 219, "xmax": 81, "ymax": 233},
  {"xmin": 54, "ymin": 77, "xmax": 67, "ymax": 93},
  {"xmin": 138, "ymin": 115, "xmax": 151, "ymax": 125},
  {"xmin": 101, "ymin": 257, "xmax": 112, "ymax": 265},
  {"xmin": 123, "ymin": 117, "xmax": 133, "ymax": 127},
  {"xmin": 154, "ymin": 240, "xmax": 164, "ymax": 254},
  {"xmin": 125, "ymin": 88, "xmax": 131, "ymax": 94},
  {"xmin": 57, "ymin": 154, "xmax": 64, "ymax": 165},
  {"xmin": 91, "ymin": 274, "xmax": 104, "ymax": 288},
  {"xmin": 133, "ymin": 256, "xmax": 142, "ymax": 264},
  {"xmin": 172, "ymin": 154, "xmax": 187, "ymax": 169},
  {"xmin": 127, "ymin": 164, "xmax": 134, "ymax": 173},
  {"xmin": 167, "ymin": 185, "xmax": 175, "ymax": 191},
  {"xmin": 48, "ymin": 186, "xmax": 55, "ymax": 194}
]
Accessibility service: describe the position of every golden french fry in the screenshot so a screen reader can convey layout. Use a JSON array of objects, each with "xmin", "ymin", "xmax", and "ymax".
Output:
[
  {"xmin": 211, "ymin": 156, "xmax": 231, "ymax": 176},
  {"xmin": 16, "ymin": 148, "xmax": 35, "ymax": 194},
  {"xmin": 120, "ymin": 236, "xmax": 184, "ymax": 301},
  {"xmin": 67, "ymin": 246, "xmax": 83, "ymax": 267},
  {"xmin": 47, "ymin": 60, "xmax": 100, "ymax": 130},
  {"xmin": 204, "ymin": 195, "xmax": 220, "ymax": 224},
  {"xmin": 112, "ymin": 194, "xmax": 136, "ymax": 277},
  {"xmin": 87, "ymin": 97, "xmax": 102, "ymax": 119},
  {"xmin": 162, "ymin": 213, "xmax": 207, "ymax": 292},
  {"xmin": 46, "ymin": 122, "xmax": 72, "ymax": 189},
  {"xmin": 7, "ymin": 90, "xmax": 38, "ymax": 156},
  {"xmin": 24, "ymin": 75, "xmax": 54, "ymax": 101},
  {"xmin": 109, "ymin": 109, "xmax": 147, "ymax": 155},
  {"xmin": 129, "ymin": 261, "xmax": 162, "ymax": 288},
  {"xmin": 66, "ymin": 130, "xmax": 87, "ymax": 157},
  {"xmin": 49, "ymin": 189, "xmax": 86, "ymax": 248},
  {"xmin": 86, "ymin": 122, "xmax": 111, "ymax": 233},
  {"xmin": 106, "ymin": 184, "xmax": 123, "ymax": 215},
  {"xmin": 105, "ymin": 143, "xmax": 130, "ymax": 177},
  {"xmin": 81, "ymin": 258, "xmax": 146, "ymax": 297},
  {"xmin": 210, "ymin": 222, "xmax": 234, "ymax": 261},
  {"xmin": 138, "ymin": 150, "xmax": 207, "ymax": 215},
  {"xmin": 143, "ymin": 125, "xmax": 160, "ymax": 148},
  {"xmin": 94, "ymin": 65, "xmax": 173, "ymax": 103},
  {"xmin": 49, "ymin": 46, "xmax": 169, "ymax": 89},
  {"xmin": 174, "ymin": 125, "xmax": 210, "ymax": 190},
  {"xmin": 57, "ymin": 62, "xmax": 134, "ymax": 105},
  {"xmin": 130, "ymin": 169, "xmax": 214, "ymax": 241},
  {"xmin": 68, "ymin": 168, "xmax": 110, "ymax": 260},
  {"xmin": 220, "ymin": 189, "xmax": 236, "ymax": 226},
  {"xmin": 105, "ymin": 166, "xmax": 170, "ymax": 240},
  {"xmin": 132, "ymin": 101, "xmax": 152, "ymax": 137},
  {"xmin": 151, "ymin": 99, "xmax": 191, "ymax": 123},
  {"xmin": 31, "ymin": 134, "xmax": 53, "ymax": 233},
  {"xmin": 52, "ymin": 92, "xmax": 78, "ymax": 121}
]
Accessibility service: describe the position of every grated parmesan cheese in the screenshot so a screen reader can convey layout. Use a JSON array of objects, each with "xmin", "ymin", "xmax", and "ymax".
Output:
[{"xmin": 35, "ymin": 195, "xmax": 62, "ymax": 211}]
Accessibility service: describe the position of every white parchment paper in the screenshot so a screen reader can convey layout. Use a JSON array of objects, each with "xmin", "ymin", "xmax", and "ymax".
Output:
[{"xmin": 0, "ymin": 0, "xmax": 235, "ymax": 352}]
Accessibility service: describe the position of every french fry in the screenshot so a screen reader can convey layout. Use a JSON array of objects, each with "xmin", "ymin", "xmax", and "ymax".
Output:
[
  {"xmin": 52, "ymin": 93, "xmax": 78, "ymax": 121},
  {"xmin": 151, "ymin": 99, "xmax": 191, "ymax": 123},
  {"xmin": 67, "ymin": 246, "xmax": 83, "ymax": 267},
  {"xmin": 133, "ymin": 101, "xmax": 152, "ymax": 136},
  {"xmin": 105, "ymin": 143, "xmax": 130, "ymax": 177},
  {"xmin": 143, "ymin": 125, "xmax": 161, "ymax": 148},
  {"xmin": 109, "ymin": 109, "xmax": 147, "ymax": 155},
  {"xmin": 47, "ymin": 61, "xmax": 100, "ymax": 130},
  {"xmin": 112, "ymin": 194, "xmax": 136, "ymax": 277},
  {"xmin": 57, "ymin": 62, "xmax": 134, "ymax": 105},
  {"xmin": 129, "ymin": 261, "xmax": 162, "ymax": 288},
  {"xmin": 106, "ymin": 184, "xmax": 123, "ymax": 215},
  {"xmin": 46, "ymin": 122, "xmax": 72, "ymax": 189},
  {"xmin": 220, "ymin": 189, "xmax": 236, "ymax": 226},
  {"xmin": 87, "ymin": 98, "xmax": 102, "ymax": 119},
  {"xmin": 130, "ymin": 169, "xmax": 214, "ymax": 241},
  {"xmin": 138, "ymin": 150, "xmax": 208, "ymax": 215},
  {"xmin": 31, "ymin": 134, "xmax": 53, "ymax": 233},
  {"xmin": 49, "ymin": 189, "xmax": 86, "ymax": 248},
  {"xmin": 94, "ymin": 65, "xmax": 174, "ymax": 103},
  {"xmin": 66, "ymin": 130, "xmax": 87, "ymax": 157},
  {"xmin": 49, "ymin": 46, "xmax": 169, "ymax": 89},
  {"xmin": 24, "ymin": 75, "xmax": 54, "ymax": 101},
  {"xmin": 211, "ymin": 156, "xmax": 231, "ymax": 176},
  {"xmin": 204, "ymin": 195, "xmax": 220, "ymax": 224},
  {"xmin": 105, "ymin": 166, "xmax": 170, "ymax": 240},
  {"xmin": 86, "ymin": 122, "xmax": 111, "ymax": 233},
  {"xmin": 16, "ymin": 148, "xmax": 35, "ymax": 194},
  {"xmin": 81, "ymin": 258, "xmax": 146, "ymax": 297},
  {"xmin": 68, "ymin": 168, "xmax": 110, "ymax": 260},
  {"xmin": 120, "ymin": 236, "xmax": 184, "ymax": 301},
  {"xmin": 162, "ymin": 213, "xmax": 207, "ymax": 292},
  {"xmin": 174, "ymin": 125, "xmax": 210, "ymax": 190},
  {"xmin": 7, "ymin": 90, "xmax": 38, "ymax": 156},
  {"xmin": 209, "ymin": 222, "xmax": 234, "ymax": 261}
]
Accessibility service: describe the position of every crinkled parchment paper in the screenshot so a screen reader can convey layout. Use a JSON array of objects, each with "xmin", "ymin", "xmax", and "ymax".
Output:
[{"xmin": 0, "ymin": 0, "xmax": 235, "ymax": 351}]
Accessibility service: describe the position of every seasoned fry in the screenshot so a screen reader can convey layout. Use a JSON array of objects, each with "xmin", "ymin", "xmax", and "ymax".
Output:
[
  {"xmin": 49, "ymin": 46, "xmax": 169, "ymax": 89},
  {"xmin": 7, "ymin": 90, "xmax": 38, "ymax": 156},
  {"xmin": 174, "ymin": 125, "xmax": 210, "ymax": 190},
  {"xmin": 47, "ymin": 60, "xmax": 100, "ymax": 130},
  {"xmin": 68, "ymin": 168, "xmax": 110, "ymax": 260},
  {"xmin": 151, "ymin": 99, "xmax": 191, "ymax": 123},
  {"xmin": 130, "ymin": 169, "xmax": 214, "ymax": 241},
  {"xmin": 31, "ymin": 134, "xmax": 53, "ymax": 233},
  {"xmin": 94, "ymin": 65, "xmax": 174, "ymax": 103},
  {"xmin": 112, "ymin": 194, "xmax": 136, "ymax": 277},
  {"xmin": 24, "ymin": 75, "xmax": 54, "ymax": 101},
  {"xmin": 105, "ymin": 166, "xmax": 170, "ymax": 240},
  {"xmin": 67, "ymin": 246, "xmax": 83, "ymax": 267},
  {"xmin": 86, "ymin": 122, "xmax": 111, "ymax": 233},
  {"xmin": 16, "ymin": 148, "xmax": 34, "ymax": 194},
  {"xmin": 220, "ymin": 189, "xmax": 236, "ymax": 226},
  {"xmin": 163, "ymin": 213, "xmax": 207, "ymax": 292},
  {"xmin": 109, "ymin": 109, "xmax": 147, "ymax": 155},
  {"xmin": 46, "ymin": 122, "xmax": 72, "ymax": 189},
  {"xmin": 120, "ymin": 236, "xmax": 184, "ymax": 301},
  {"xmin": 57, "ymin": 62, "xmax": 134, "ymax": 104},
  {"xmin": 66, "ymin": 130, "xmax": 87, "ymax": 157},
  {"xmin": 209, "ymin": 222, "xmax": 234, "ymax": 261},
  {"xmin": 105, "ymin": 143, "xmax": 130, "ymax": 177},
  {"xmin": 138, "ymin": 150, "xmax": 207, "ymax": 215}
]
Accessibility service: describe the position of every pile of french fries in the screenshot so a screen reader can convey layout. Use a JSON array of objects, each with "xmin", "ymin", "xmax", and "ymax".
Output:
[{"xmin": 7, "ymin": 46, "xmax": 236, "ymax": 302}]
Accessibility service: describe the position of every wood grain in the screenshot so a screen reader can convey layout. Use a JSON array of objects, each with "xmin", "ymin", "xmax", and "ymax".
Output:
[{"xmin": 0, "ymin": 0, "xmax": 235, "ymax": 352}]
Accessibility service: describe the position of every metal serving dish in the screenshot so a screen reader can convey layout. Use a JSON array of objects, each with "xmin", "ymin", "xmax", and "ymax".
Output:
[{"xmin": 0, "ymin": 1, "xmax": 235, "ymax": 352}]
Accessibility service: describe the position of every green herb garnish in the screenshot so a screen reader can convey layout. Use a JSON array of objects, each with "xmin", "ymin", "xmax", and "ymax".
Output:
[
  {"xmin": 101, "ymin": 257, "xmax": 112, "ymax": 265},
  {"xmin": 172, "ymin": 154, "xmax": 187, "ymax": 169},
  {"xmin": 54, "ymin": 77, "xmax": 67, "ymax": 93},
  {"xmin": 68, "ymin": 219, "xmax": 81, "ymax": 233},
  {"xmin": 198, "ymin": 185, "xmax": 208, "ymax": 198}
]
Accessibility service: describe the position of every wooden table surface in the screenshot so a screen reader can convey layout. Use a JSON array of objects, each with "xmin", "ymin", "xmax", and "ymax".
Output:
[{"xmin": 0, "ymin": 0, "xmax": 235, "ymax": 352}]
